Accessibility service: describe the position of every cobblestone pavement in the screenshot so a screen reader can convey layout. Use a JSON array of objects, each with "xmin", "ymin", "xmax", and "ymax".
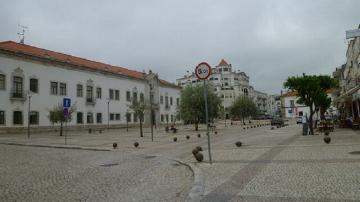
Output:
[
  {"xmin": 0, "ymin": 145, "xmax": 192, "ymax": 202},
  {"xmin": 197, "ymin": 124, "xmax": 360, "ymax": 202},
  {"xmin": 1, "ymin": 120, "xmax": 360, "ymax": 201}
]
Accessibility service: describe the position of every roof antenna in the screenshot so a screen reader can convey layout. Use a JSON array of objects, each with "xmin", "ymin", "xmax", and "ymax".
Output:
[{"xmin": 17, "ymin": 24, "xmax": 28, "ymax": 44}]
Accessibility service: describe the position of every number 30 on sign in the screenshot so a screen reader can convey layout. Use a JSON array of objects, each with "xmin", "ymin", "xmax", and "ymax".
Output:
[{"xmin": 195, "ymin": 62, "xmax": 212, "ymax": 80}]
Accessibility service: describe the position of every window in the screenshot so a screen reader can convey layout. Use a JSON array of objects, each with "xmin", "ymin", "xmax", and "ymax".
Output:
[
  {"xmin": 133, "ymin": 113, "xmax": 138, "ymax": 122},
  {"xmin": 160, "ymin": 96, "xmax": 163, "ymax": 104},
  {"xmin": 171, "ymin": 115, "xmax": 174, "ymax": 122},
  {"xmin": 110, "ymin": 113, "xmax": 115, "ymax": 121},
  {"xmin": 29, "ymin": 111, "xmax": 39, "ymax": 125},
  {"xmin": 126, "ymin": 113, "xmax": 131, "ymax": 122},
  {"xmin": 96, "ymin": 88, "xmax": 102, "ymax": 99},
  {"xmin": 115, "ymin": 113, "xmax": 120, "ymax": 120},
  {"xmin": 140, "ymin": 93, "xmax": 144, "ymax": 103},
  {"xmin": 86, "ymin": 86, "xmax": 93, "ymax": 102},
  {"xmin": 96, "ymin": 113, "xmax": 102, "ymax": 123},
  {"xmin": 126, "ymin": 91, "xmax": 131, "ymax": 101},
  {"xmin": 215, "ymin": 78, "xmax": 219, "ymax": 80},
  {"xmin": 50, "ymin": 82, "xmax": 58, "ymax": 95},
  {"xmin": 290, "ymin": 100, "xmax": 295, "ymax": 108},
  {"xmin": 0, "ymin": 74, "xmax": 5, "ymax": 90},
  {"xmin": 30, "ymin": 78, "xmax": 38, "ymax": 93},
  {"xmin": 165, "ymin": 96, "xmax": 169, "ymax": 106},
  {"xmin": 87, "ymin": 112, "xmax": 93, "ymax": 124},
  {"xmin": 0, "ymin": 111, "xmax": 5, "ymax": 125},
  {"xmin": 166, "ymin": 114, "xmax": 169, "ymax": 123},
  {"xmin": 170, "ymin": 97, "xmax": 173, "ymax": 105},
  {"xmin": 115, "ymin": 90, "xmax": 120, "ymax": 100},
  {"xmin": 133, "ymin": 92, "xmax": 137, "ymax": 101},
  {"xmin": 161, "ymin": 114, "xmax": 164, "ymax": 122},
  {"xmin": 13, "ymin": 111, "xmax": 23, "ymax": 125},
  {"xmin": 224, "ymin": 82, "xmax": 229, "ymax": 86},
  {"xmin": 60, "ymin": 83, "xmax": 67, "ymax": 96},
  {"xmin": 150, "ymin": 93, "xmax": 154, "ymax": 104},
  {"xmin": 109, "ymin": 89, "xmax": 114, "ymax": 100},
  {"xmin": 192, "ymin": 80, "xmax": 196, "ymax": 83},
  {"xmin": 176, "ymin": 98, "xmax": 180, "ymax": 106},
  {"xmin": 77, "ymin": 112, "xmax": 83, "ymax": 124},
  {"xmin": 77, "ymin": 84, "xmax": 83, "ymax": 97},
  {"xmin": 13, "ymin": 76, "xmax": 23, "ymax": 97}
]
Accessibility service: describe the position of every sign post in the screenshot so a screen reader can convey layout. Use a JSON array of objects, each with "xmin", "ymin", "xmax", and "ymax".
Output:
[
  {"xmin": 63, "ymin": 98, "xmax": 71, "ymax": 145},
  {"xmin": 195, "ymin": 62, "xmax": 212, "ymax": 164}
]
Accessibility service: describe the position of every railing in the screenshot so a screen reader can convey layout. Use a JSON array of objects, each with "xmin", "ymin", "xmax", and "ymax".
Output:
[
  {"xmin": 10, "ymin": 91, "xmax": 26, "ymax": 101},
  {"xmin": 86, "ymin": 97, "xmax": 96, "ymax": 105}
]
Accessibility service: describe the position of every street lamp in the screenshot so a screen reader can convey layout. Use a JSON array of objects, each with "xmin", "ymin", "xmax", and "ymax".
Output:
[
  {"xmin": 107, "ymin": 98, "xmax": 111, "ymax": 130},
  {"xmin": 224, "ymin": 105, "xmax": 227, "ymax": 127},
  {"xmin": 149, "ymin": 83, "xmax": 154, "ymax": 142},
  {"xmin": 26, "ymin": 90, "xmax": 33, "ymax": 139}
]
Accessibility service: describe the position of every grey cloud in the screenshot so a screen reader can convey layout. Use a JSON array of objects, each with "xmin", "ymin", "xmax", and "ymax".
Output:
[{"xmin": 1, "ymin": 0, "xmax": 359, "ymax": 94}]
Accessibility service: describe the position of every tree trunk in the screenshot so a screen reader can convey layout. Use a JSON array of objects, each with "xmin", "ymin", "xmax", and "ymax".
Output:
[
  {"xmin": 320, "ymin": 106, "xmax": 326, "ymax": 120},
  {"xmin": 139, "ymin": 117, "xmax": 143, "ymax": 137},
  {"xmin": 60, "ymin": 122, "xmax": 63, "ymax": 136},
  {"xmin": 309, "ymin": 106, "xmax": 315, "ymax": 135}
]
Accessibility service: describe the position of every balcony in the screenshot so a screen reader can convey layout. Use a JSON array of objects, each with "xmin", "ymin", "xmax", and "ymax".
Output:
[
  {"xmin": 10, "ymin": 91, "xmax": 26, "ymax": 102},
  {"xmin": 86, "ymin": 97, "xmax": 96, "ymax": 105}
]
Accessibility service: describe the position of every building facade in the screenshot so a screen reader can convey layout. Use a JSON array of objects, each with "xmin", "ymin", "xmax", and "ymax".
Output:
[
  {"xmin": 281, "ymin": 91, "xmax": 337, "ymax": 119},
  {"xmin": 333, "ymin": 25, "xmax": 360, "ymax": 121},
  {"xmin": 0, "ymin": 41, "xmax": 181, "ymax": 132},
  {"xmin": 176, "ymin": 59, "xmax": 272, "ymax": 117}
]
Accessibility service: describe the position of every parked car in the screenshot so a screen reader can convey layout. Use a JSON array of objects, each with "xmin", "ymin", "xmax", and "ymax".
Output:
[
  {"xmin": 296, "ymin": 116, "xmax": 302, "ymax": 124},
  {"xmin": 271, "ymin": 117, "xmax": 284, "ymax": 126}
]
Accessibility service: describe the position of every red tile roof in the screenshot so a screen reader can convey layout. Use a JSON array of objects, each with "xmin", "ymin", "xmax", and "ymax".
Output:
[
  {"xmin": 0, "ymin": 41, "xmax": 179, "ymax": 88},
  {"xmin": 281, "ymin": 91, "xmax": 298, "ymax": 97},
  {"xmin": 218, "ymin": 58, "xmax": 229, "ymax": 66}
]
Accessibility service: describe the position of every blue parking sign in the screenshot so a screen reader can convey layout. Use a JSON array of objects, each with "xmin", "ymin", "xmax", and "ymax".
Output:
[{"xmin": 63, "ymin": 98, "xmax": 71, "ymax": 108}]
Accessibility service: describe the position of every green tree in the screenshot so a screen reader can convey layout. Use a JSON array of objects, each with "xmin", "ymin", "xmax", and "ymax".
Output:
[
  {"xmin": 179, "ymin": 84, "xmax": 221, "ymax": 130},
  {"xmin": 284, "ymin": 74, "xmax": 337, "ymax": 135},
  {"xmin": 229, "ymin": 96, "xmax": 258, "ymax": 123},
  {"xmin": 128, "ymin": 97, "xmax": 145, "ymax": 137},
  {"xmin": 48, "ymin": 103, "xmax": 76, "ymax": 136}
]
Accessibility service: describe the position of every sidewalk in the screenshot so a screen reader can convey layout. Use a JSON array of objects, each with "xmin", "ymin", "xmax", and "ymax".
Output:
[{"xmin": 0, "ymin": 120, "xmax": 269, "ymax": 151}]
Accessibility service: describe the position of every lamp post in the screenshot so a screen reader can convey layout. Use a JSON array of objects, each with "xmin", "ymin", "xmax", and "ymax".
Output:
[
  {"xmin": 107, "ymin": 98, "xmax": 110, "ymax": 130},
  {"xmin": 149, "ymin": 84, "xmax": 154, "ymax": 142},
  {"xmin": 224, "ymin": 105, "xmax": 227, "ymax": 127},
  {"xmin": 27, "ymin": 91, "xmax": 33, "ymax": 139}
]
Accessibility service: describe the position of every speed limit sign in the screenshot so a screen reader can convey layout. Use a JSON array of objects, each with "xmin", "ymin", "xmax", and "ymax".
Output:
[{"xmin": 195, "ymin": 62, "xmax": 212, "ymax": 80}]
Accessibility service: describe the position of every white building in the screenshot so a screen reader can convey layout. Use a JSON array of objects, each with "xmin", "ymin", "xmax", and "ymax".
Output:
[
  {"xmin": 176, "ymin": 59, "xmax": 271, "ymax": 117},
  {"xmin": 281, "ymin": 91, "xmax": 337, "ymax": 119},
  {"xmin": 0, "ymin": 41, "xmax": 181, "ymax": 132},
  {"xmin": 333, "ymin": 25, "xmax": 360, "ymax": 121}
]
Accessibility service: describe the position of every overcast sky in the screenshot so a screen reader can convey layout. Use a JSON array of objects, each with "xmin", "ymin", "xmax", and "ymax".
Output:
[{"xmin": 1, "ymin": 0, "xmax": 359, "ymax": 94}]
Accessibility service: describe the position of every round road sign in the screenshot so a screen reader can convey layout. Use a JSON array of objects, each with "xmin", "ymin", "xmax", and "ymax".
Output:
[{"xmin": 195, "ymin": 62, "xmax": 212, "ymax": 80}]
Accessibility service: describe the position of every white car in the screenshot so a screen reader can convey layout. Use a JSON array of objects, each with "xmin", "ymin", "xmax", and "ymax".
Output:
[{"xmin": 296, "ymin": 117, "xmax": 302, "ymax": 124}]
